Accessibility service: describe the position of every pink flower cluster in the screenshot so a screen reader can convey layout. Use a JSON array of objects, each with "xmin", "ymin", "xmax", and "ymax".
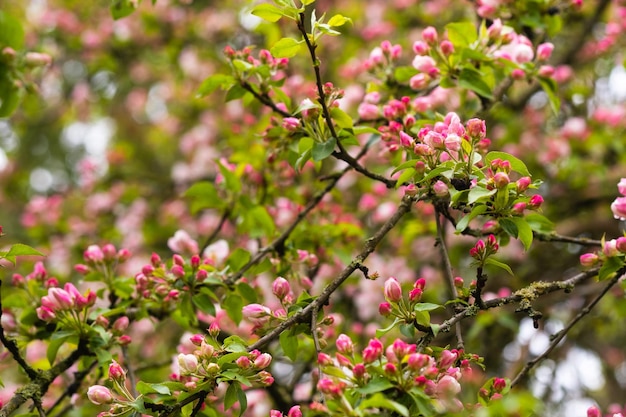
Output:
[
  {"xmin": 36, "ymin": 282, "xmax": 96, "ymax": 324},
  {"xmin": 611, "ymin": 178, "xmax": 626, "ymax": 221},
  {"xmin": 134, "ymin": 252, "xmax": 209, "ymax": 304},
  {"xmin": 378, "ymin": 276, "xmax": 426, "ymax": 319},
  {"xmin": 315, "ymin": 335, "xmax": 475, "ymax": 413},
  {"xmin": 470, "ymin": 234, "xmax": 499, "ymax": 262}
]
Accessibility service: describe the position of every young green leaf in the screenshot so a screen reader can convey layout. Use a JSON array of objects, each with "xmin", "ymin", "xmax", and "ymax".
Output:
[{"xmin": 270, "ymin": 37, "xmax": 302, "ymax": 58}]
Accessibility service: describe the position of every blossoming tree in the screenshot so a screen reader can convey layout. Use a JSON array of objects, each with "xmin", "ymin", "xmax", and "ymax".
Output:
[{"xmin": 1, "ymin": 0, "xmax": 626, "ymax": 416}]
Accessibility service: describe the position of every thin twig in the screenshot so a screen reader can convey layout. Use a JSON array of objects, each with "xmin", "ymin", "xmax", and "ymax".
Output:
[
  {"xmin": 510, "ymin": 268, "xmax": 623, "ymax": 388},
  {"xmin": 200, "ymin": 205, "xmax": 232, "ymax": 253},
  {"xmin": 249, "ymin": 195, "xmax": 416, "ymax": 351},
  {"xmin": 434, "ymin": 210, "xmax": 464, "ymax": 350}
]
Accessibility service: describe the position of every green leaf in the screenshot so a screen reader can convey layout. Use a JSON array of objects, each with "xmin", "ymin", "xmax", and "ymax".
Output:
[
  {"xmin": 0, "ymin": 79, "xmax": 21, "ymax": 118},
  {"xmin": 327, "ymin": 14, "xmax": 351, "ymax": 27},
  {"xmin": 270, "ymin": 37, "xmax": 302, "ymax": 58},
  {"xmin": 509, "ymin": 217, "xmax": 533, "ymax": 251},
  {"xmin": 391, "ymin": 159, "xmax": 420, "ymax": 176},
  {"xmin": 197, "ymin": 74, "xmax": 235, "ymax": 97},
  {"xmin": 485, "ymin": 151, "xmax": 531, "ymax": 177},
  {"xmin": 250, "ymin": 3, "xmax": 285, "ymax": 22},
  {"xmin": 395, "ymin": 168, "xmax": 416, "ymax": 189},
  {"xmin": 458, "ymin": 68, "xmax": 494, "ymax": 99},
  {"xmin": 375, "ymin": 318, "xmax": 401, "ymax": 338},
  {"xmin": 47, "ymin": 335, "xmax": 72, "ymax": 365},
  {"xmin": 192, "ymin": 293, "xmax": 216, "ymax": 316},
  {"xmin": 445, "ymin": 21, "xmax": 478, "ymax": 48},
  {"xmin": 538, "ymin": 77, "xmax": 561, "ymax": 115},
  {"xmin": 217, "ymin": 161, "xmax": 241, "ymax": 193},
  {"xmin": 456, "ymin": 204, "xmax": 488, "ymax": 232},
  {"xmin": 280, "ymin": 330, "xmax": 298, "ymax": 361},
  {"xmin": 599, "ymin": 256, "xmax": 625, "ymax": 281},
  {"xmin": 0, "ymin": 12, "xmax": 25, "ymax": 49},
  {"xmin": 467, "ymin": 187, "xmax": 497, "ymax": 204},
  {"xmin": 356, "ymin": 377, "xmax": 395, "ymax": 395},
  {"xmin": 394, "ymin": 66, "xmax": 419, "ymax": 83},
  {"xmin": 311, "ymin": 137, "xmax": 336, "ymax": 161},
  {"xmin": 136, "ymin": 381, "xmax": 171, "ymax": 396},
  {"xmin": 358, "ymin": 393, "xmax": 409, "ymax": 417},
  {"xmin": 413, "ymin": 302, "xmax": 442, "ymax": 312},
  {"xmin": 217, "ymin": 352, "xmax": 248, "ymax": 367},
  {"xmin": 484, "ymin": 257, "xmax": 514, "ymax": 275},
  {"xmin": 225, "ymin": 84, "xmax": 248, "ymax": 102},
  {"xmin": 499, "ymin": 218, "xmax": 518, "ymax": 238},
  {"xmin": 430, "ymin": 323, "xmax": 440, "ymax": 337},
  {"xmin": 330, "ymin": 107, "xmax": 353, "ymax": 129},
  {"xmin": 224, "ymin": 383, "xmax": 241, "ymax": 410},
  {"xmin": 110, "ymin": 0, "xmax": 139, "ymax": 19},
  {"xmin": 5, "ymin": 244, "xmax": 44, "ymax": 258},
  {"xmin": 183, "ymin": 181, "xmax": 222, "ymax": 213},
  {"xmin": 223, "ymin": 294, "xmax": 244, "ymax": 325},
  {"xmin": 223, "ymin": 335, "xmax": 248, "ymax": 352},
  {"xmin": 525, "ymin": 213, "xmax": 555, "ymax": 233},
  {"xmin": 227, "ymin": 248, "xmax": 251, "ymax": 272}
]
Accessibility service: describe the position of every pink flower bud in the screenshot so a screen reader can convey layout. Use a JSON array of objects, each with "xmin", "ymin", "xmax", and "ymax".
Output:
[
  {"xmin": 109, "ymin": 360, "xmax": 126, "ymax": 382},
  {"xmin": 189, "ymin": 334, "xmax": 204, "ymax": 346},
  {"xmin": 48, "ymin": 287, "xmax": 74, "ymax": 310},
  {"xmin": 236, "ymin": 356, "xmax": 251, "ymax": 369},
  {"xmin": 493, "ymin": 377, "xmax": 507, "ymax": 393},
  {"xmin": 254, "ymin": 353, "xmax": 272, "ymax": 369},
  {"xmin": 282, "ymin": 117, "xmax": 300, "ymax": 131},
  {"xmin": 538, "ymin": 65, "xmax": 554, "ymax": 78},
  {"xmin": 439, "ymin": 349, "xmax": 458, "ymax": 368},
  {"xmin": 196, "ymin": 269, "xmax": 208, "ymax": 281},
  {"xmin": 440, "ymin": 40, "xmax": 454, "ymax": 55},
  {"xmin": 466, "ymin": 118, "xmax": 486, "ymax": 139},
  {"xmin": 422, "ymin": 26, "xmax": 438, "ymax": 45},
  {"xmin": 433, "ymin": 180, "xmax": 449, "ymax": 197},
  {"xmin": 318, "ymin": 353, "xmax": 334, "ymax": 366},
  {"xmin": 199, "ymin": 341, "xmax": 215, "ymax": 358},
  {"xmin": 528, "ymin": 194, "xmax": 544, "ymax": 209},
  {"xmin": 353, "ymin": 363, "xmax": 366, "ymax": 379},
  {"xmin": 412, "ymin": 40, "xmax": 429, "ymax": 55},
  {"xmin": 516, "ymin": 177, "xmax": 531, "ymax": 192},
  {"xmin": 270, "ymin": 411, "xmax": 283, "ymax": 417},
  {"xmin": 512, "ymin": 202, "xmax": 527, "ymax": 215},
  {"xmin": 604, "ymin": 239, "xmax": 619, "ymax": 257},
  {"xmin": 379, "ymin": 302, "xmax": 392, "ymax": 316},
  {"xmin": 587, "ymin": 406, "xmax": 601, "ymax": 417},
  {"xmin": 102, "ymin": 244, "xmax": 117, "ymax": 260},
  {"xmin": 178, "ymin": 353, "xmax": 199, "ymax": 374},
  {"xmin": 87, "ymin": 385, "xmax": 113, "ymax": 405},
  {"xmin": 336, "ymin": 353, "xmax": 352, "ymax": 367},
  {"xmin": 487, "ymin": 19, "xmax": 502, "ymax": 40},
  {"xmin": 242, "ymin": 303, "xmax": 271, "ymax": 319},
  {"xmin": 415, "ymin": 278, "xmax": 426, "ymax": 290},
  {"xmin": 74, "ymin": 264, "xmax": 90, "ymax": 275},
  {"xmin": 170, "ymin": 265, "xmax": 185, "ymax": 278},
  {"xmin": 407, "ymin": 353, "xmax": 430, "ymax": 370},
  {"xmin": 357, "ymin": 103, "xmax": 379, "ymax": 120},
  {"xmin": 37, "ymin": 306, "xmax": 56, "ymax": 321},
  {"xmin": 408, "ymin": 288, "xmax": 423, "ymax": 302},
  {"xmin": 112, "ymin": 316, "xmax": 129, "ymax": 332},
  {"xmin": 384, "ymin": 277, "xmax": 403, "ymax": 302},
  {"xmin": 272, "ymin": 277, "xmax": 291, "ymax": 300},
  {"xmin": 618, "ymin": 178, "xmax": 626, "ymax": 196},
  {"xmin": 384, "ymin": 363, "xmax": 397, "ymax": 374},
  {"xmin": 209, "ymin": 322, "xmax": 220, "ymax": 338},
  {"xmin": 336, "ymin": 334, "xmax": 354, "ymax": 355},
  {"xmin": 363, "ymin": 339, "xmax": 383, "ymax": 363},
  {"xmin": 258, "ymin": 371, "xmax": 274, "ymax": 386},
  {"xmin": 536, "ymin": 43, "xmax": 554, "ymax": 61},
  {"xmin": 24, "ymin": 52, "xmax": 52, "ymax": 67},
  {"xmin": 118, "ymin": 335, "xmax": 131, "ymax": 345},
  {"xmin": 84, "ymin": 245, "xmax": 104, "ymax": 263},
  {"xmin": 409, "ymin": 73, "xmax": 429, "ymax": 90},
  {"xmin": 511, "ymin": 68, "xmax": 526, "ymax": 80},
  {"xmin": 287, "ymin": 406, "xmax": 302, "ymax": 417},
  {"xmin": 117, "ymin": 248, "xmax": 131, "ymax": 262},
  {"xmin": 493, "ymin": 172, "xmax": 510, "ymax": 189},
  {"xmin": 611, "ymin": 197, "xmax": 626, "ymax": 220}
]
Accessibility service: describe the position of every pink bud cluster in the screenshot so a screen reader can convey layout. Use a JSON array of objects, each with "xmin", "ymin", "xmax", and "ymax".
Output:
[
  {"xmin": 12, "ymin": 261, "xmax": 57, "ymax": 288},
  {"xmin": 223, "ymin": 46, "xmax": 289, "ymax": 73},
  {"xmin": 36, "ymin": 282, "xmax": 96, "ymax": 325},
  {"xmin": 470, "ymin": 234, "xmax": 499, "ymax": 262},
  {"xmin": 74, "ymin": 243, "xmax": 131, "ymax": 276},
  {"xmin": 316, "ymin": 336, "xmax": 474, "ymax": 413},
  {"xmin": 134, "ymin": 252, "xmax": 208, "ymax": 303},
  {"xmin": 362, "ymin": 40, "xmax": 403, "ymax": 72},
  {"xmin": 171, "ymin": 334, "xmax": 274, "ymax": 392},
  {"xmin": 611, "ymin": 178, "xmax": 626, "ymax": 221},
  {"xmin": 270, "ymin": 406, "xmax": 302, "ymax": 417},
  {"xmin": 378, "ymin": 277, "xmax": 426, "ymax": 320}
]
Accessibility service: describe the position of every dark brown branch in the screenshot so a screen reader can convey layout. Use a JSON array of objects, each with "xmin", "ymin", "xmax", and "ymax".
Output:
[
  {"xmin": 239, "ymin": 80, "xmax": 292, "ymax": 118},
  {"xmin": 249, "ymin": 194, "xmax": 416, "ymax": 351},
  {"xmin": 510, "ymin": 268, "xmax": 624, "ymax": 388},
  {"xmin": 200, "ymin": 204, "xmax": 232, "ymax": 254}
]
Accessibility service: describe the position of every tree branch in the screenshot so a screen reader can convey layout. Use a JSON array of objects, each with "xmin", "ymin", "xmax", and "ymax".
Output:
[
  {"xmin": 510, "ymin": 267, "xmax": 624, "ymax": 388},
  {"xmin": 249, "ymin": 194, "xmax": 416, "ymax": 351}
]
